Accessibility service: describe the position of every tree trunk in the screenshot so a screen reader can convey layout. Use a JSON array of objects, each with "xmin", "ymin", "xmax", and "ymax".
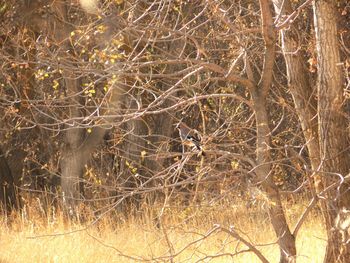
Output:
[
  {"xmin": 251, "ymin": 1, "xmax": 296, "ymax": 261},
  {"xmin": 272, "ymin": 0, "xmax": 320, "ymax": 175},
  {"xmin": 60, "ymin": 98, "xmax": 85, "ymax": 213},
  {"xmin": 273, "ymin": 0, "xmax": 326, "ymax": 249},
  {"xmin": 252, "ymin": 92, "xmax": 296, "ymax": 263},
  {"xmin": 45, "ymin": 1, "xmax": 86, "ymax": 212},
  {"xmin": 313, "ymin": 0, "xmax": 350, "ymax": 262},
  {"xmin": 45, "ymin": 0, "xmax": 123, "ymax": 213}
]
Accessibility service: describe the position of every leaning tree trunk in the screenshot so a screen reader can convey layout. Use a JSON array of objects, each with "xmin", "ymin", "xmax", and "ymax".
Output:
[
  {"xmin": 273, "ymin": 0, "xmax": 325, "ymax": 245},
  {"xmin": 313, "ymin": 0, "xmax": 350, "ymax": 262},
  {"xmin": 272, "ymin": 0, "xmax": 320, "ymax": 180}
]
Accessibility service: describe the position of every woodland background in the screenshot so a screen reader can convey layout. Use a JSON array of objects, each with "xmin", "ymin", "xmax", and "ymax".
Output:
[{"xmin": 0, "ymin": 0, "xmax": 350, "ymax": 262}]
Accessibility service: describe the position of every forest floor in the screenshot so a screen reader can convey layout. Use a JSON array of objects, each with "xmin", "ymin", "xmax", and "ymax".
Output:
[{"xmin": 0, "ymin": 197, "xmax": 326, "ymax": 263}]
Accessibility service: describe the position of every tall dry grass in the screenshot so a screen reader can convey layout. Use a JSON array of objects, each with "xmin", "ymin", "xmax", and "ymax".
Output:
[{"xmin": 0, "ymin": 196, "xmax": 326, "ymax": 263}]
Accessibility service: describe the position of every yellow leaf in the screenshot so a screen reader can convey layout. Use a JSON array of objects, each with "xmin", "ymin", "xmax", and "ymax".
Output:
[
  {"xmin": 53, "ymin": 80, "xmax": 59, "ymax": 90},
  {"xmin": 97, "ymin": 25, "xmax": 107, "ymax": 33}
]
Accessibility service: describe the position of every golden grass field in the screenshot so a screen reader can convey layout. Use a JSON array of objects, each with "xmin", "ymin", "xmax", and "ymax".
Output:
[{"xmin": 0, "ymin": 198, "xmax": 326, "ymax": 263}]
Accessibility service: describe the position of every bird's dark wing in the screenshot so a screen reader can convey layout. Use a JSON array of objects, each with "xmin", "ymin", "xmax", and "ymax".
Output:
[{"xmin": 186, "ymin": 131, "xmax": 202, "ymax": 150}]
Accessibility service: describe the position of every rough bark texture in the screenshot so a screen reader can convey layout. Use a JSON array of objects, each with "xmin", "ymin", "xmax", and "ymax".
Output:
[{"xmin": 313, "ymin": 0, "xmax": 350, "ymax": 262}]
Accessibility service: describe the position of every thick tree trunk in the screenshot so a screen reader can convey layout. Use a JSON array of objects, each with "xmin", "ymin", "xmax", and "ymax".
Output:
[
  {"xmin": 60, "ymin": 98, "xmax": 85, "ymax": 212},
  {"xmin": 42, "ymin": 1, "xmax": 122, "ymax": 213},
  {"xmin": 313, "ymin": 0, "xmax": 350, "ymax": 262},
  {"xmin": 47, "ymin": 1, "xmax": 86, "ymax": 212}
]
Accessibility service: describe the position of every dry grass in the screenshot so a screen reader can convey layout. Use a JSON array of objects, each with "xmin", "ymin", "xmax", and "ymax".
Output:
[{"xmin": 0, "ymin": 198, "xmax": 326, "ymax": 263}]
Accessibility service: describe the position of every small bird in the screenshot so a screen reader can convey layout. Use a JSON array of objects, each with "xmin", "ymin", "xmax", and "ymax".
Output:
[{"xmin": 175, "ymin": 122, "xmax": 205, "ymax": 156}]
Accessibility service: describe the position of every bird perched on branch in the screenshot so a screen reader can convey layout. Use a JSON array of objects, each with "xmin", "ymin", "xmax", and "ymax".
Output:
[{"xmin": 176, "ymin": 122, "xmax": 205, "ymax": 156}]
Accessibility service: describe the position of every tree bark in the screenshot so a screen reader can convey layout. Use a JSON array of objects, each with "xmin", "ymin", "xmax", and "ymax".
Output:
[
  {"xmin": 60, "ymin": 94, "xmax": 85, "ymax": 212},
  {"xmin": 252, "ymin": 91, "xmax": 296, "ymax": 263},
  {"xmin": 313, "ymin": 0, "xmax": 350, "ymax": 262},
  {"xmin": 273, "ymin": 0, "xmax": 325, "ymax": 250},
  {"xmin": 47, "ymin": 1, "xmax": 86, "ymax": 212},
  {"xmin": 46, "ymin": 0, "xmax": 123, "ymax": 213},
  {"xmin": 272, "ymin": 0, "xmax": 320, "ymax": 175},
  {"xmin": 251, "ymin": 1, "xmax": 296, "ymax": 262}
]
